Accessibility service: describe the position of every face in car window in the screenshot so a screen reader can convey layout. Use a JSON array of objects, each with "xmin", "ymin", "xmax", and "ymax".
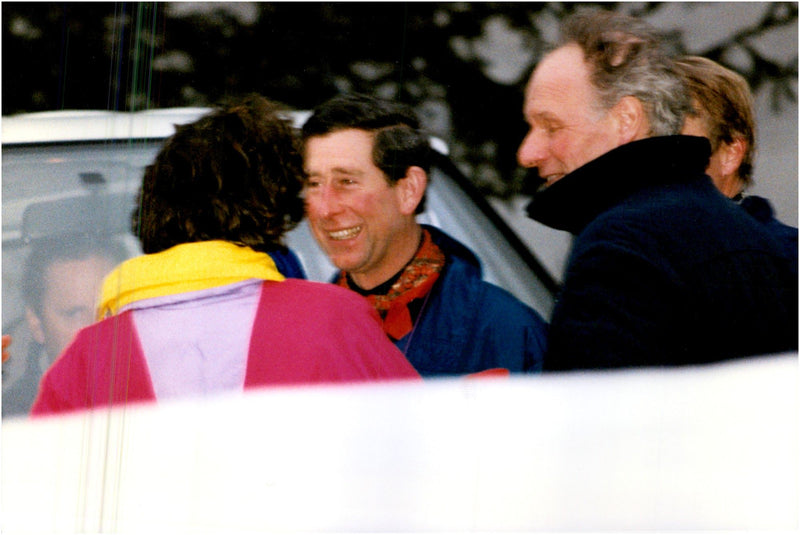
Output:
[
  {"xmin": 21, "ymin": 236, "xmax": 127, "ymax": 364},
  {"xmin": 26, "ymin": 254, "xmax": 116, "ymax": 362}
]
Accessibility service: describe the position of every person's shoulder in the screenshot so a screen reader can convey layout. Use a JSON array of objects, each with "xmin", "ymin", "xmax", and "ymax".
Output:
[
  {"xmin": 263, "ymin": 279, "xmax": 370, "ymax": 308},
  {"xmin": 267, "ymin": 278, "xmax": 353, "ymax": 294},
  {"xmin": 478, "ymin": 280, "xmax": 546, "ymax": 323},
  {"xmin": 35, "ymin": 318, "xmax": 108, "ymax": 388},
  {"xmin": 582, "ymin": 180, "xmax": 714, "ymax": 241},
  {"xmin": 55, "ymin": 313, "xmax": 133, "ymax": 363},
  {"xmin": 741, "ymin": 195, "xmax": 798, "ymax": 231},
  {"xmin": 423, "ymin": 225, "xmax": 480, "ymax": 266},
  {"xmin": 423, "ymin": 226, "xmax": 542, "ymax": 317}
]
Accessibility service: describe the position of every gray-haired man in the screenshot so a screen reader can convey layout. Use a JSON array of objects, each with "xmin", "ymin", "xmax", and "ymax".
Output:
[{"xmin": 518, "ymin": 10, "xmax": 797, "ymax": 370}]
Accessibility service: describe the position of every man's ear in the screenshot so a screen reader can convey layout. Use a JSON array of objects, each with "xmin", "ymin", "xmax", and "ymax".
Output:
[
  {"xmin": 26, "ymin": 307, "xmax": 46, "ymax": 346},
  {"xmin": 397, "ymin": 166, "xmax": 428, "ymax": 215},
  {"xmin": 718, "ymin": 137, "xmax": 747, "ymax": 178},
  {"xmin": 613, "ymin": 96, "xmax": 648, "ymax": 144}
]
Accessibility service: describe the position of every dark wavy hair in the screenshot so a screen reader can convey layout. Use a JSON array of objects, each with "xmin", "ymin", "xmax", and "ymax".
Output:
[
  {"xmin": 301, "ymin": 93, "xmax": 431, "ymax": 214},
  {"xmin": 23, "ymin": 235, "xmax": 128, "ymax": 316},
  {"xmin": 133, "ymin": 95, "xmax": 305, "ymax": 254}
]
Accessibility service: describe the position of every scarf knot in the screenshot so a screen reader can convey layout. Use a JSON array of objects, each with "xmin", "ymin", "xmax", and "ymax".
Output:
[{"xmin": 338, "ymin": 229, "xmax": 445, "ymax": 341}]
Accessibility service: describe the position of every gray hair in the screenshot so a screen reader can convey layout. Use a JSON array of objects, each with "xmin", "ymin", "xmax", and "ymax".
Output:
[{"xmin": 560, "ymin": 9, "xmax": 691, "ymax": 136}]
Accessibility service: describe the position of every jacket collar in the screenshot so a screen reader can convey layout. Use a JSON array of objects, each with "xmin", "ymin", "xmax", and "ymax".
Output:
[
  {"xmin": 422, "ymin": 224, "xmax": 482, "ymax": 276},
  {"xmin": 526, "ymin": 136, "xmax": 711, "ymax": 235},
  {"xmin": 98, "ymin": 240, "xmax": 284, "ymax": 318}
]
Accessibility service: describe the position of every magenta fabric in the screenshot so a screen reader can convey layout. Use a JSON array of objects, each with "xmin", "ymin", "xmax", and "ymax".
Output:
[{"xmin": 31, "ymin": 280, "xmax": 420, "ymax": 416}]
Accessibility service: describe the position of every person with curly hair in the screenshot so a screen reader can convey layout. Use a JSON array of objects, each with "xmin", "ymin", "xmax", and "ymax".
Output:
[{"xmin": 31, "ymin": 95, "xmax": 419, "ymax": 416}]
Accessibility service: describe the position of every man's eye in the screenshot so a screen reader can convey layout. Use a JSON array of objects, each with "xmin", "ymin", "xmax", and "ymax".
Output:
[{"xmin": 62, "ymin": 307, "xmax": 89, "ymax": 321}]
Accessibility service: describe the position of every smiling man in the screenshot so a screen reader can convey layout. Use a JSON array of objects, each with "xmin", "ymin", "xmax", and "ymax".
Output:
[
  {"xmin": 519, "ymin": 10, "xmax": 797, "ymax": 370},
  {"xmin": 302, "ymin": 94, "xmax": 547, "ymax": 376}
]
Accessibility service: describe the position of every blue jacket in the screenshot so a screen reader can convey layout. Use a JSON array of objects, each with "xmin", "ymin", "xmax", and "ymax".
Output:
[
  {"xmin": 527, "ymin": 136, "xmax": 798, "ymax": 370},
  {"xmin": 386, "ymin": 225, "xmax": 546, "ymax": 376}
]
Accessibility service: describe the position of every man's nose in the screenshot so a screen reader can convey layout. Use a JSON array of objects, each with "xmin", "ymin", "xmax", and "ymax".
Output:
[
  {"xmin": 517, "ymin": 129, "xmax": 547, "ymax": 168},
  {"xmin": 309, "ymin": 185, "xmax": 343, "ymax": 218}
]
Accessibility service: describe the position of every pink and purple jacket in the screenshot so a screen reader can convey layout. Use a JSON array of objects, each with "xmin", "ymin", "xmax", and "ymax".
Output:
[{"xmin": 31, "ymin": 268, "xmax": 420, "ymax": 417}]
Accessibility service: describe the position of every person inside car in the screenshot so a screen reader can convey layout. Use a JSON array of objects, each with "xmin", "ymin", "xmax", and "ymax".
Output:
[
  {"xmin": 301, "ymin": 93, "xmax": 547, "ymax": 376},
  {"xmin": 2, "ymin": 235, "xmax": 126, "ymax": 417},
  {"xmin": 675, "ymin": 55, "xmax": 797, "ymax": 272},
  {"xmin": 31, "ymin": 95, "xmax": 419, "ymax": 416},
  {"xmin": 518, "ymin": 10, "xmax": 798, "ymax": 370}
]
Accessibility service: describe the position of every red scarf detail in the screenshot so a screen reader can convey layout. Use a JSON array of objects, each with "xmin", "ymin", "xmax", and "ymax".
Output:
[{"xmin": 338, "ymin": 229, "xmax": 445, "ymax": 341}]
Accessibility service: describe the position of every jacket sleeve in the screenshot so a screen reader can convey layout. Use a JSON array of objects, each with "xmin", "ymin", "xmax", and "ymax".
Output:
[{"xmin": 472, "ymin": 285, "xmax": 548, "ymax": 373}]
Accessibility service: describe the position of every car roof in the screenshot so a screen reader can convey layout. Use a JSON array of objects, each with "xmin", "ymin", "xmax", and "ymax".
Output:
[
  {"xmin": 1, "ymin": 108, "xmax": 449, "ymax": 154},
  {"xmin": 1, "ymin": 108, "xmax": 313, "ymax": 145}
]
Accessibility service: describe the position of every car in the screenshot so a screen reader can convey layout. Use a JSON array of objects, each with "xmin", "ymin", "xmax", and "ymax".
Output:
[{"xmin": 1, "ymin": 107, "xmax": 559, "ymax": 418}]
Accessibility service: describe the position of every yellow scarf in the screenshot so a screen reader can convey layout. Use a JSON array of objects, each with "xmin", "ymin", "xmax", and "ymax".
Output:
[{"xmin": 98, "ymin": 241, "xmax": 284, "ymax": 318}]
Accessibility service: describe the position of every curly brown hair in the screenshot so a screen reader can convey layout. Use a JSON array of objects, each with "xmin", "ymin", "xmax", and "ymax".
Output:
[{"xmin": 133, "ymin": 94, "xmax": 305, "ymax": 254}]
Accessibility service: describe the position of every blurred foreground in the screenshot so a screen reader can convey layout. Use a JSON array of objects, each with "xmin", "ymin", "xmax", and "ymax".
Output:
[{"xmin": 3, "ymin": 353, "xmax": 798, "ymax": 532}]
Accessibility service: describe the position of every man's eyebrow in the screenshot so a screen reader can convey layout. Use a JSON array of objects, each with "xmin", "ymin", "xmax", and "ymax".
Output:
[
  {"xmin": 303, "ymin": 166, "xmax": 365, "ymax": 178},
  {"xmin": 331, "ymin": 166, "xmax": 364, "ymax": 175},
  {"xmin": 529, "ymin": 110, "xmax": 561, "ymax": 122}
]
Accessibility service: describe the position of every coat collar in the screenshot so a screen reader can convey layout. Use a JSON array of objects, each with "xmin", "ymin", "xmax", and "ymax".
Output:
[
  {"xmin": 526, "ymin": 136, "xmax": 711, "ymax": 235},
  {"xmin": 422, "ymin": 224, "xmax": 482, "ymax": 274},
  {"xmin": 98, "ymin": 240, "xmax": 284, "ymax": 318}
]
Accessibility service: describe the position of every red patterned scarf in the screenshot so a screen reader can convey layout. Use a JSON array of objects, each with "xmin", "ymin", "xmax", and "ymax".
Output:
[{"xmin": 337, "ymin": 229, "xmax": 445, "ymax": 341}]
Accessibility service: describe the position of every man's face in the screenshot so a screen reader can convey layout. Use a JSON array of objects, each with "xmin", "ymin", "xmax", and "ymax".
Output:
[
  {"xmin": 27, "ymin": 256, "xmax": 115, "ymax": 360},
  {"xmin": 517, "ymin": 44, "xmax": 621, "ymax": 187},
  {"xmin": 303, "ymin": 128, "xmax": 418, "ymax": 288},
  {"xmin": 681, "ymin": 102, "xmax": 728, "ymax": 192}
]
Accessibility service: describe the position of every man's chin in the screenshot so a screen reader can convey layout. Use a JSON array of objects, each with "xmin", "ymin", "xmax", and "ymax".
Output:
[
  {"xmin": 542, "ymin": 175, "xmax": 565, "ymax": 189},
  {"xmin": 522, "ymin": 168, "xmax": 548, "ymax": 193},
  {"xmin": 327, "ymin": 253, "xmax": 364, "ymax": 274}
]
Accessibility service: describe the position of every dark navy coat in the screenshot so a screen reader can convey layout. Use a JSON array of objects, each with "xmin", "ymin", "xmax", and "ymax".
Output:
[
  {"xmin": 527, "ymin": 136, "xmax": 798, "ymax": 370},
  {"xmin": 739, "ymin": 194, "xmax": 798, "ymax": 275}
]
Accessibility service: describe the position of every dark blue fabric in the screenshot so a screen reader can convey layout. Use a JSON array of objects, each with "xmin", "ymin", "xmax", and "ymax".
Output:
[
  {"xmin": 392, "ymin": 226, "xmax": 547, "ymax": 376},
  {"xmin": 269, "ymin": 247, "xmax": 306, "ymax": 279},
  {"xmin": 527, "ymin": 136, "xmax": 798, "ymax": 370},
  {"xmin": 331, "ymin": 225, "xmax": 547, "ymax": 376},
  {"xmin": 739, "ymin": 195, "xmax": 798, "ymax": 275}
]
